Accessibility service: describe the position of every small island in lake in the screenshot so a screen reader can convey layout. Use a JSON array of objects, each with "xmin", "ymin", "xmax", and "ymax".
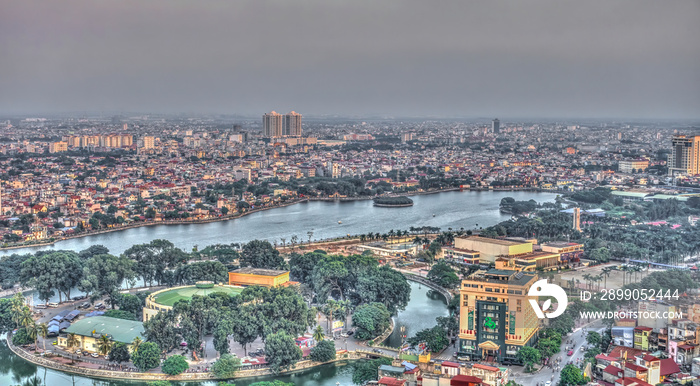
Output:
[{"xmin": 373, "ymin": 196, "xmax": 414, "ymax": 207}]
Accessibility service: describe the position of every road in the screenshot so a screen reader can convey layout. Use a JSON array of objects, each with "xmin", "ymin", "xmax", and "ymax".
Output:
[{"xmin": 511, "ymin": 320, "xmax": 606, "ymax": 385}]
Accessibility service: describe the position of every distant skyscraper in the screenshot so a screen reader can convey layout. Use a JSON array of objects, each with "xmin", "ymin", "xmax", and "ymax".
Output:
[
  {"xmin": 263, "ymin": 111, "xmax": 302, "ymax": 137},
  {"xmin": 492, "ymin": 118, "xmax": 500, "ymax": 134},
  {"xmin": 263, "ymin": 111, "xmax": 284, "ymax": 137},
  {"xmin": 284, "ymin": 111, "xmax": 302, "ymax": 136},
  {"xmin": 669, "ymin": 135, "xmax": 700, "ymax": 176}
]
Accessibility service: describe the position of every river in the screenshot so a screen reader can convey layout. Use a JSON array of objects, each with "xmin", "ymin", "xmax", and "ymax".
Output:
[
  {"xmin": 1, "ymin": 191, "xmax": 557, "ymax": 385},
  {"xmin": 1, "ymin": 190, "xmax": 557, "ymax": 256}
]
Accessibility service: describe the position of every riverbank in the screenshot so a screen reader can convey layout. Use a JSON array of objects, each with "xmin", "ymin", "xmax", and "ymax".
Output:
[
  {"xmin": 5, "ymin": 332, "xmax": 390, "ymax": 383},
  {"xmin": 0, "ymin": 198, "xmax": 308, "ymax": 251}
]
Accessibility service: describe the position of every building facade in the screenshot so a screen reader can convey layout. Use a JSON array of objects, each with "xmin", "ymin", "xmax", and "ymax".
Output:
[
  {"xmin": 263, "ymin": 111, "xmax": 302, "ymax": 137},
  {"xmin": 669, "ymin": 135, "xmax": 700, "ymax": 176},
  {"xmin": 458, "ymin": 269, "xmax": 539, "ymax": 364}
]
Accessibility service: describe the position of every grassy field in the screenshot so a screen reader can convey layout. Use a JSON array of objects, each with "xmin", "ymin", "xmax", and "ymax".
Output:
[{"xmin": 154, "ymin": 286, "xmax": 243, "ymax": 306}]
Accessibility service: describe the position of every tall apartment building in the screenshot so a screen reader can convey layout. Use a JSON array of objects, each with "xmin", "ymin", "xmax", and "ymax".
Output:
[
  {"xmin": 492, "ymin": 119, "xmax": 500, "ymax": 134},
  {"xmin": 142, "ymin": 136, "xmax": 155, "ymax": 149},
  {"xmin": 263, "ymin": 111, "xmax": 302, "ymax": 137},
  {"xmin": 49, "ymin": 141, "xmax": 68, "ymax": 153},
  {"xmin": 669, "ymin": 135, "xmax": 700, "ymax": 176},
  {"xmin": 283, "ymin": 111, "xmax": 302, "ymax": 136},
  {"xmin": 458, "ymin": 269, "xmax": 539, "ymax": 364}
]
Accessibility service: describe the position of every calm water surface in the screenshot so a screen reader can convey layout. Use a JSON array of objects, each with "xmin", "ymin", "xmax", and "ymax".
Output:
[{"xmin": 1, "ymin": 191, "xmax": 557, "ymax": 256}]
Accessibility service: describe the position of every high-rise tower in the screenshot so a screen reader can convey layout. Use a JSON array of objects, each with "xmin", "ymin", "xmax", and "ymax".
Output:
[
  {"xmin": 492, "ymin": 118, "xmax": 500, "ymax": 134},
  {"xmin": 669, "ymin": 135, "xmax": 700, "ymax": 176}
]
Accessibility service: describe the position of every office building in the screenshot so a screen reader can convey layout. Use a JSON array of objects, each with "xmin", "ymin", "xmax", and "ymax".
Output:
[
  {"xmin": 492, "ymin": 119, "xmax": 500, "ymax": 134},
  {"xmin": 458, "ymin": 269, "xmax": 539, "ymax": 364},
  {"xmin": 669, "ymin": 135, "xmax": 700, "ymax": 176}
]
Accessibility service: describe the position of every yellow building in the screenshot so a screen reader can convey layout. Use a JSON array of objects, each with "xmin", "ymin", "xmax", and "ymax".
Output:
[
  {"xmin": 57, "ymin": 316, "xmax": 144, "ymax": 353},
  {"xmin": 228, "ymin": 268, "xmax": 291, "ymax": 287},
  {"xmin": 454, "ymin": 236, "xmax": 533, "ymax": 264},
  {"xmin": 634, "ymin": 326, "xmax": 652, "ymax": 351},
  {"xmin": 458, "ymin": 269, "xmax": 539, "ymax": 364},
  {"xmin": 494, "ymin": 251, "xmax": 561, "ymax": 272}
]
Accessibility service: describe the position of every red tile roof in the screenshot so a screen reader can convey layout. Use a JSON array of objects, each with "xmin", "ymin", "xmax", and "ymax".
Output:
[
  {"xmin": 378, "ymin": 377, "xmax": 406, "ymax": 386},
  {"xmin": 659, "ymin": 358, "xmax": 680, "ymax": 376}
]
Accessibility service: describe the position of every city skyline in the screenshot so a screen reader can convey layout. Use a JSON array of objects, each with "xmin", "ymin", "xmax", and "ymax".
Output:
[{"xmin": 1, "ymin": 1, "xmax": 699, "ymax": 119}]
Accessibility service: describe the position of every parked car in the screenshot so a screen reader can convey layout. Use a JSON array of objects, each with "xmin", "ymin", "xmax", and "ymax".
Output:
[
  {"xmin": 75, "ymin": 349, "xmax": 82, "ymax": 355},
  {"xmin": 91, "ymin": 352, "xmax": 99, "ymax": 358},
  {"xmin": 80, "ymin": 302, "xmax": 91, "ymax": 309},
  {"xmin": 567, "ymin": 350, "xmax": 574, "ymax": 356},
  {"xmin": 347, "ymin": 330, "xmax": 354, "ymax": 336},
  {"xmin": 34, "ymin": 304, "xmax": 47, "ymax": 309},
  {"xmin": 48, "ymin": 302, "xmax": 59, "ymax": 308}
]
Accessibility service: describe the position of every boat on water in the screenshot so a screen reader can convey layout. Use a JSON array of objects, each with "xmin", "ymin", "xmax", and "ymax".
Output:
[{"xmin": 338, "ymin": 220, "xmax": 342, "ymax": 224}]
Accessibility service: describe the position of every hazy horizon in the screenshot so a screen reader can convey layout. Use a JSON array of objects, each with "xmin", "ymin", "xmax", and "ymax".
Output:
[{"xmin": 2, "ymin": 0, "xmax": 699, "ymax": 119}]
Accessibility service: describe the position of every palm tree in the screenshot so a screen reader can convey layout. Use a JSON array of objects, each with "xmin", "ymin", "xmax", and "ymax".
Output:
[
  {"xmin": 582, "ymin": 274, "xmax": 592, "ymax": 290},
  {"xmin": 131, "ymin": 336, "xmax": 143, "ymax": 353},
  {"xmin": 18, "ymin": 307, "xmax": 34, "ymax": 329},
  {"xmin": 66, "ymin": 333, "xmax": 79, "ymax": 350},
  {"xmin": 96, "ymin": 334, "xmax": 113, "ymax": 356},
  {"xmin": 601, "ymin": 267, "xmax": 613, "ymax": 289},
  {"xmin": 37, "ymin": 323, "xmax": 48, "ymax": 353},
  {"xmin": 313, "ymin": 325, "xmax": 325, "ymax": 342},
  {"xmin": 26, "ymin": 322, "xmax": 38, "ymax": 350}
]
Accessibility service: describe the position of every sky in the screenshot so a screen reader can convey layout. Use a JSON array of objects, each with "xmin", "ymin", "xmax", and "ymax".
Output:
[{"xmin": 1, "ymin": 0, "xmax": 699, "ymax": 119}]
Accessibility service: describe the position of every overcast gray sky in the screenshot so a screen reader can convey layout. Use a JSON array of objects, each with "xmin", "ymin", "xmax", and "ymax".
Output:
[{"xmin": 1, "ymin": 0, "xmax": 699, "ymax": 118}]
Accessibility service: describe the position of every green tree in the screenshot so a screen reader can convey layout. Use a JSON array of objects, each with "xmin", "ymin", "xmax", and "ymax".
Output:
[
  {"xmin": 161, "ymin": 354, "xmax": 189, "ymax": 375},
  {"xmin": 12, "ymin": 327, "xmax": 33, "ymax": 346},
  {"xmin": 143, "ymin": 310, "xmax": 180, "ymax": 353},
  {"xmin": 213, "ymin": 315, "xmax": 235, "ymax": 355},
  {"xmin": 66, "ymin": 333, "xmax": 79, "ymax": 350},
  {"xmin": 516, "ymin": 346, "xmax": 541, "ymax": 372},
  {"xmin": 407, "ymin": 325, "xmax": 449, "ymax": 352},
  {"xmin": 312, "ymin": 325, "xmax": 324, "ymax": 342},
  {"xmin": 104, "ymin": 309, "xmax": 137, "ymax": 320},
  {"xmin": 352, "ymin": 357, "xmax": 392, "ymax": 385},
  {"xmin": 109, "ymin": 342, "xmax": 131, "ymax": 363},
  {"xmin": 265, "ymin": 331, "xmax": 303, "ymax": 374},
  {"xmin": 427, "ymin": 261, "xmax": 460, "ymax": 288},
  {"xmin": 356, "ymin": 265, "xmax": 411, "ymax": 315},
  {"xmin": 231, "ymin": 306, "xmax": 260, "ymax": 355},
  {"xmin": 78, "ymin": 254, "xmax": 135, "ymax": 308},
  {"xmin": 211, "ymin": 353, "xmax": 241, "ymax": 378},
  {"xmin": 115, "ymin": 293, "xmax": 144, "ymax": 318},
  {"xmin": 131, "ymin": 336, "xmax": 143, "ymax": 353},
  {"xmin": 131, "ymin": 342, "xmax": 161, "ymax": 372},
  {"xmin": 560, "ymin": 364, "xmax": 585, "ymax": 386},
  {"xmin": 240, "ymin": 240, "xmax": 286, "ymax": 269},
  {"xmin": 310, "ymin": 339, "xmax": 336, "ymax": 362},
  {"xmin": 96, "ymin": 334, "xmax": 113, "ymax": 356},
  {"xmin": 20, "ymin": 251, "xmax": 83, "ymax": 303},
  {"xmin": 586, "ymin": 331, "xmax": 602, "ymax": 348},
  {"xmin": 352, "ymin": 303, "xmax": 391, "ymax": 340}
]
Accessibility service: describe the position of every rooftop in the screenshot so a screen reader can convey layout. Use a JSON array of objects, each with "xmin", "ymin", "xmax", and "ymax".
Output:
[
  {"xmin": 231, "ymin": 267, "xmax": 289, "ymax": 276},
  {"xmin": 63, "ymin": 316, "xmax": 144, "ymax": 344},
  {"xmin": 458, "ymin": 235, "xmax": 528, "ymax": 246},
  {"xmin": 154, "ymin": 284, "xmax": 243, "ymax": 306}
]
